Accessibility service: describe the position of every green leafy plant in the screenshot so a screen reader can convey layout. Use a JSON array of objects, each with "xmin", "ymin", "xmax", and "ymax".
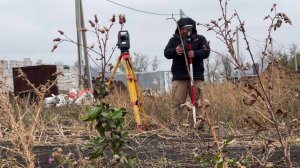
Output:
[
  {"xmin": 193, "ymin": 135, "xmax": 239, "ymax": 168},
  {"xmin": 82, "ymin": 102, "xmax": 137, "ymax": 167},
  {"xmin": 50, "ymin": 147, "xmax": 77, "ymax": 167}
]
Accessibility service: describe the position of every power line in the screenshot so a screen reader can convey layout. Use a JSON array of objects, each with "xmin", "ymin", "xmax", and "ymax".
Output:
[
  {"xmin": 244, "ymin": 34, "xmax": 290, "ymax": 51},
  {"xmin": 245, "ymin": 34, "xmax": 290, "ymax": 49},
  {"xmin": 246, "ymin": 34, "xmax": 265, "ymax": 43},
  {"xmin": 106, "ymin": 1, "xmax": 294, "ymax": 52},
  {"xmin": 106, "ymin": 0, "xmax": 180, "ymax": 16},
  {"xmin": 272, "ymin": 40, "xmax": 290, "ymax": 50}
]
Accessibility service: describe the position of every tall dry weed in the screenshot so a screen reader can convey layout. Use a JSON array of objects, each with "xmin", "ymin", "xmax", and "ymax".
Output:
[
  {"xmin": 203, "ymin": 64, "xmax": 300, "ymax": 131},
  {"xmin": 0, "ymin": 69, "xmax": 62, "ymax": 168},
  {"xmin": 197, "ymin": 1, "xmax": 299, "ymax": 166},
  {"xmin": 205, "ymin": 82, "xmax": 245, "ymax": 125}
]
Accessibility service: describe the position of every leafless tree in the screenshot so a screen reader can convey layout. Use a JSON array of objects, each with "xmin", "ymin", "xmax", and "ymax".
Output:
[
  {"xmin": 205, "ymin": 57, "xmax": 222, "ymax": 84},
  {"xmin": 221, "ymin": 55, "xmax": 232, "ymax": 80},
  {"xmin": 151, "ymin": 55, "xmax": 160, "ymax": 71},
  {"xmin": 210, "ymin": 58, "xmax": 222, "ymax": 83},
  {"xmin": 198, "ymin": 1, "xmax": 294, "ymax": 167},
  {"xmin": 204, "ymin": 59, "xmax": 211, "ymax": 84},
  {"xmin": 133, "ymin": 52, "xmax": 150, "ymax": 72}
]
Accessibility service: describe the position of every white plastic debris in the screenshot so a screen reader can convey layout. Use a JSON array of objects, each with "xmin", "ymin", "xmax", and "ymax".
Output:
[
  {"xmin": 44, "ymin": 88, "xmax": 94, "ymax": 107},
  {"xmin": 44, "ymin": 94, "xmax": 59, "ymax": 107}
]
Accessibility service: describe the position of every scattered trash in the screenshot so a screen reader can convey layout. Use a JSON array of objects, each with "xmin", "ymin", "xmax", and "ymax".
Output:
[{"xmin": 44, "ymin": 88, "xmax": 94, "ymax": 107}]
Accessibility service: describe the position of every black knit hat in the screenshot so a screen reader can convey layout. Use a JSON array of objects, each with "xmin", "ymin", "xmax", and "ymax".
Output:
[{"xmin": 175, "ymin": 17, "xmax": 197, "ymax": 34}]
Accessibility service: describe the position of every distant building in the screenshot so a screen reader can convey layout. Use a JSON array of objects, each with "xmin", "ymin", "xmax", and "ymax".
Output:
[
  {"xmin": 0, "ymin": 58, "xmax": 33, "ymax": 92},
  {"xmin": 230, "ymin": 63, "xmax": 262, "ymax": 83},
  {"xmin": 1, "ymin": 58, "xmax": 174, "ymax": 93},
  {"xmin": 0, "ymin": 58, "xmax": 79, "ymax": 92},
  {"xmin": 56, "ymin": 64, "xmax": 79, "ymax": 91}
]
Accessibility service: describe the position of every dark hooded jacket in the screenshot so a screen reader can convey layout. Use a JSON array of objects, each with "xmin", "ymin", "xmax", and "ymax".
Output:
[{"xmin": 164, "ymin": 17, "xmax": 210, "ymax": 81}]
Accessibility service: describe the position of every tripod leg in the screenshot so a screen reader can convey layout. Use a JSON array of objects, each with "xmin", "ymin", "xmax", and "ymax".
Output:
[
  {"xmin": 125, "ymin": 57, "xmax": 148, "ymax": 131},
  {"xmin": 134, "ymin": 80, "xmax": 148, "ymax": 131},
  {"xmin": 123, "ymin": 57, "xmax": 143, "ymax": 132}
]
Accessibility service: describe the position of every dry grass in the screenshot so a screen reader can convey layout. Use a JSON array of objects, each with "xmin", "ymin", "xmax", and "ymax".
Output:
[
  {"xmin": 0, "ymin": 68, "xmax": 62, "ymax": 168},
  {"xmin": 102, "ymin": 64, "xmax": 300, "ymax": 135},
  {"xmin": 205, "ymin": 82, "xmax": 245, "ymax": 125},
  {"xmin": 206, "ymin": 64, "xmax": 299, "ymax": 122}
]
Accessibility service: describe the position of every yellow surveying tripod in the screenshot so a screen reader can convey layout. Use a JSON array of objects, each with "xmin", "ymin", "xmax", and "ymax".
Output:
[{"xmin": 107, "ymin": 31, "xmax": 148, "ymax": 132}]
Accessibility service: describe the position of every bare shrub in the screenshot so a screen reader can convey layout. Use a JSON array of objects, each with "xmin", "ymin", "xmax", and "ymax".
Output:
[{"xmin": 196, "ymin": 1, "xmax": 298, "ymax": 167}]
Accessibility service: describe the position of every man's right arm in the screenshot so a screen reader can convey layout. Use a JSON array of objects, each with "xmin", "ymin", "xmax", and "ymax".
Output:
[{"xmin": 164, "ymin": 38, "xmax": 177, "ymax": 59}]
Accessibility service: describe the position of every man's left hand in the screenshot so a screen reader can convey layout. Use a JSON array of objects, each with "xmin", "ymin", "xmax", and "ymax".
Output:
[{"xmin": 188, "ymin": 50, "xmax": 194, "ymax": 58}]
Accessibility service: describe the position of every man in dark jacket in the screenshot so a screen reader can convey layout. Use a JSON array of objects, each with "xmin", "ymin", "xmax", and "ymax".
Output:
[{"xmin": 164, "ymin": 17, "xmax": 210, "ymax": 127}]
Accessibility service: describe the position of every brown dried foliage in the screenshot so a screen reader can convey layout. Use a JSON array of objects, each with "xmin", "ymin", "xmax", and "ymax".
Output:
[{"xmin": 0, "ymin": 68, "xmax": 62, "ymax": 168}]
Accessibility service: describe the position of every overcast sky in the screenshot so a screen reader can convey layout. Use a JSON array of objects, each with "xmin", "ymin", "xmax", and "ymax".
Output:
[{"xmin": 0, "ymin": 0, "xmax": 299, "ymax": 71}]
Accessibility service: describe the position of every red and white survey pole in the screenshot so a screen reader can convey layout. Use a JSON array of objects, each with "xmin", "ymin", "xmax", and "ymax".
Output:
[{"xmin": 186, "ymin": 30, "xmax": 197, "ymax": 126}]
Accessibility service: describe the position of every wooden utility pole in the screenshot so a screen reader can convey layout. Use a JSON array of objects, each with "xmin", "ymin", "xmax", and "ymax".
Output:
[
  {"xmin": 75, "ymin": 0, "xmax": 93, "ymax": 90},
  {"xmin": 75, "ymin": 0, "xmax": 83, "ymax": 89},
  {"xmin": 179, "ymin": 9, "xmax": 184, "ymax": 19}
]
